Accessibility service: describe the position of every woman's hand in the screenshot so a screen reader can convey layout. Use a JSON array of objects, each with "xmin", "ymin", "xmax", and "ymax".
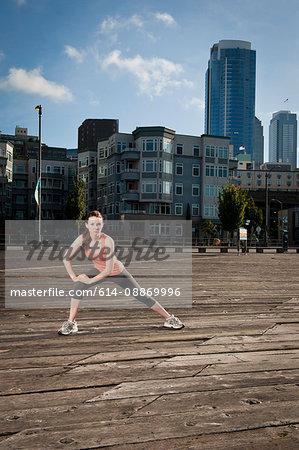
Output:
[{"xmin": 75, "ymin": 274, "xmax": 93, "ymax": 284}]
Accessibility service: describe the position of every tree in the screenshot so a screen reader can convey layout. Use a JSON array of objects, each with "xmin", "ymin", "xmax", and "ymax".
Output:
[
  {"xmin": 186, "ymin": 203, "xmax": 191, "ymax": 220},
  {"xmin": 201, "ymin": 220, "xmax": 217, "ymax": 244},
  {"xmin": 218, "ymin": 182, "xmax": 248, "ymax": 236},
  {"xmin": 244, "ymin": 196, "xmax": 263, "ymax": 244},
  {"xmin": 244, "ymin": 196, "xmax": 263, "ymax": 230},
  {"xmin": 65, "ymin": 177, "xmax": 86, "ymax": 220}
]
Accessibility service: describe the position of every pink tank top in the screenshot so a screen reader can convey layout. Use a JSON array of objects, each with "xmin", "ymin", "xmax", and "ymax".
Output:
[{"xmin": 84, "ymin": 233, "xmax": 123, "ymax": 276}]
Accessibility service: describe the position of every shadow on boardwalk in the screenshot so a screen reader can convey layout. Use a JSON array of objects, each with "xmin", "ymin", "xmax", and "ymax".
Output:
[{"xmin": 1, "ymin": 252, "xmax": 299, "ymax": 449}]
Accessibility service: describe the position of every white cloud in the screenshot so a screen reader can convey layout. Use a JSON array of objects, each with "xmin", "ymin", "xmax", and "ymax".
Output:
[
  {"xmin": 98, "ymin": 14, "xmax": 144, "ymax": 43},
  {"xmin": 184, "ymin": 97, "xmax": 205, "ymax": 111},
  {"xmin": 0, "ymin": 68, "xmax": 73, "ymax": 102},
  {"xmin": 13, "ymin": 0, "xmax": 26, "ymax": 5},
  {"xmin": 101, "ymin": 50, "xmax": 192, "ymax": 97},
  {"xmin": 155, "ymin": 12, "xmax": 176, "ymax": 26},
  {"xmin": 64, "ymin": 45, "xmax": 85, "ymax": 63},
  {"xmin": 100, "ymin": 14, "xmax": 144, "ymax": 33}
]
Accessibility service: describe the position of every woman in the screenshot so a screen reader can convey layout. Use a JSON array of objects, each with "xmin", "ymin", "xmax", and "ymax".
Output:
[{"xmin": 58, "ymin": 211, "xmax": 184, "ymax": 334}]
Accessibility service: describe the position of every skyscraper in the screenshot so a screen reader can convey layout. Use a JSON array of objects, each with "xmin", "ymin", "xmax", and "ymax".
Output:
[
  {"xmin": 78, "ymin": 119, "xmax": 119, "ymax": 151},
  {"xmin": 253, "ymin": 116, "xmax": 264, "ymax": 168},
  {"xmin": 269, "ymin": 111, "xmax": 297, "ymax": 169},
  {"xmin": 205, "ymin": 40, "xmax": 256, "ymax": 157}
]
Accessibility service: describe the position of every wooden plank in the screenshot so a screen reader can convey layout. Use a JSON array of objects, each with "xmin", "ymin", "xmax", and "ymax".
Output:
[
  {"xmin": 88, "ymin": 370, "xmax": 299, "ymax": 402},
  {"xmin": 1, "ymin": 402, "xmax": 299, "ymax": 448}
]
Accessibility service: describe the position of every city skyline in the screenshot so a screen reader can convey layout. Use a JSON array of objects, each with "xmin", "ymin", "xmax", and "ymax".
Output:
[{"xmin": 0, "ymin": 0, "xmax": 298, "ymax": 164}]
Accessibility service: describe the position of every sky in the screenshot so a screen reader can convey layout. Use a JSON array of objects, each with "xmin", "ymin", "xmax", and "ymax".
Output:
[{"xmin": 1, "ymin": 0, "xmax": 299, "ymax": 163}]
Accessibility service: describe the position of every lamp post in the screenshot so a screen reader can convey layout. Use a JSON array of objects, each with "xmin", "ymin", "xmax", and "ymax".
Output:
[
  {"xmin": 264, "ymin": 172, "xmax": 269, "ymax": 246},
  {"xmin": 270, "ymin": 198, "xmax": 283, "ymax": 244},
  {"xmin": 35, "ymin": 105, "xmax": 42, "ymax": 241}
]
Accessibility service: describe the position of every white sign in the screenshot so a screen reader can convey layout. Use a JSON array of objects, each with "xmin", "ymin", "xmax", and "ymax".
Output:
[{"xmin": 239, "ymin": 227, "xmax": 247, "ymax": 241}]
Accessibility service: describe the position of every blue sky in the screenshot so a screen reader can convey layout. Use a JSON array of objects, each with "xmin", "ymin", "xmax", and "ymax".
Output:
[{"xmin": 1, "ymin": 0, "xmax": 298, "ymax": 162}]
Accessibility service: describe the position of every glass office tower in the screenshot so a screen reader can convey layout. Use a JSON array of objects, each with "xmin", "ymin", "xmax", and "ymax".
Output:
[
  {"xmin": 205, "ymin": 40, "xmax": 256, "ymax": 157},
  {"xmin": 269, "ymin": 110, "xmax": 297, "ymax": 169}
]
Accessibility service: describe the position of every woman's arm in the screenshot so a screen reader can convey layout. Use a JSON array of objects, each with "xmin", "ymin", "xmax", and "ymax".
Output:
[
  {"xmin": 80, "ymin": 235, "xmax": 115, "ymax": 284},
  {"xmin": 63, "ymin": 235, "xmax": 83, "ymax": 280}
]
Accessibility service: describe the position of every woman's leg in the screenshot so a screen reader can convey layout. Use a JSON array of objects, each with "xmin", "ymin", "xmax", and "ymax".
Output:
[
  {"xmin": 67, "ymin": 268, "xmax": 100, "ymax": 322},
  {"xmin": 112, "ymin": 270, "xmax": 171, "ymax": 318},
  {"xmin": 69, "ymin": 298, "xmax": 81, "ymax": 322}
]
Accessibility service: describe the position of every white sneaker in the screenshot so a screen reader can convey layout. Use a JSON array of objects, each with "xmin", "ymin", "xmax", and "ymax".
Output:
[
  {"xmin": 164, "ymin": 314, "xmax": 184, "ymax": 330},
  {"xmin": 58, "ymin": 320, "xmax": 78, "ymax": 335}
]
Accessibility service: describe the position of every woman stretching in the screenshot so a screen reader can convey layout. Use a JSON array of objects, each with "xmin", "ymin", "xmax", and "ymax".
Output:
[{"xmin": 58, "ymin": 211, "xmax": 184, "ymax": 335}]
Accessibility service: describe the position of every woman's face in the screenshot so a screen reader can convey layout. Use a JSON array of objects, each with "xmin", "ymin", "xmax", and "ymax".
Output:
[{"xmin": 85, "ymin": 217, "xmax": 103, "ymax": 239}]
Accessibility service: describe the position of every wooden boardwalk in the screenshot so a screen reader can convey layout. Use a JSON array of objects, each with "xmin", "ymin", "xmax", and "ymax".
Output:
[{"xmin": 1, "ymin": 252, "xmax": 299, "ymax": 449}]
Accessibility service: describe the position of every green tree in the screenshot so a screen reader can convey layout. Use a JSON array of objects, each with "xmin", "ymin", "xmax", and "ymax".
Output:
[
  {"xmin": 202, "ymin": 220, "xmax": 217, "ymax": 244},
  {"xmin": 186, "ymin": 203, "xmax": 191, "ymax": 220},
  {"xmin": 244, "ymin": 196, "xmax": 263, "ymax": 230},
  {"xmin": 218, "ymin": 182, "xmax": 248, "ymax": 236},
  {"xmin": 65, "ymin": 176, "xmax": 86, "ymax": 220}
]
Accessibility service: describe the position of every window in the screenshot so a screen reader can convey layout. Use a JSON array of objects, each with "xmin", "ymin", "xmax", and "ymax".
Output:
[
  {"xmin": 163, "ymin": 181, "xmax": 172, "ymax": 194},
  {"xmin": 257, "ymin": 180, "xmax": 262, "ymax": 186},
  {"xmin": 142, "ymin": 139, "xmax": 158, "ymax": 152},
  {"xmin": 192, "ymin": 184, "xmax": 199, "ymax": 196},
  {"xmin": 163, "ymin": 140, "xmax": 172, "ymax": 153},
  {"xmin": 176, "ymin": 144, "xmax": 183, "ymax": 155},
  {"xmin": 163, "ymin": 160, "xmax": 172, "ymax": 174},
  {"xmin": 204, "ymin": 205, "xmax": 216, "ymax": 217},
  {"xmin": 54, "ymin": 166, "xmax": 60, "ymax": 174},
  {"xmin": 108, "ymin": 163, "xmax": 114, "ymax": 176},
  {"xmin": 142, "ymin": 181, "xmax": 157, "ymax": 193},
  {"xmin": 16, "ymin": 166, "xmax": 25, "ymax": 173},
  {"xmin": 32, "ymin": 166, "xmax": 36, "ymax": 173},
  {"xmin": 175, "ymin": 183, "xmax": 183, "ymax": 195},
  {"xmin": 149, "ymin": 224, "xmax": 170, "ymax": 235},
  {"xmin": 175, "ymin": 225, "xmax": 183, "ymax": 236},
  {"xmin": 193, "ymin": 146, "xmax": 200, "ymax": 157},
  {"xmin": 277, "ymin": 180, "xmax": 281, "ymax": 186},
  {"xmin": 176, "ymin": 163, "xmax": 183, "ymax": 175},
  {"xmin": 205, "ymin": 165, "xmax": 215, "ymax": 177},
  {"xmin": 192, "ymin": 204, "xmax": 199, "ymax": 216},
  {"xmin": 218, "ymin": 147, "xmax": 228, "ymax": 158},
  {"xmin": 218, "ymin": 166, "xmax": 228, "ymax": 178},
  {"xmin": 206, "ymin": 146, "xmax": 215, "ymax": 157},
  {"xmin": 193, "ymin": 164, "xmax": 200, "ymax": 176},
  {"xmin": 47, "ymin": 165, "xmax": 51, "ymax": 173},
  {"xmin": 142, "ymin": 160, "xmax": 157, "ymax": 172},
  {"xmin": 116, "ymin": 162, "xmax": 121, "ymax": 173},
  {"xmin": 175, "ymin": 203, "xmax": 183, "ymax": 215},
  {"xmin": 247, "ymin": 172, "xmax": 251, "ymax": 178},
  {"xmin": 277, "ymin": 174, "xmax": 281, "ymax": 179},
  {"xmin": 205, "ymin": 185, "xmax": 216, "ymax": 197},
  {"xmin": 99, "ymin": 148, "xmax": 105, "ymax": 159}
]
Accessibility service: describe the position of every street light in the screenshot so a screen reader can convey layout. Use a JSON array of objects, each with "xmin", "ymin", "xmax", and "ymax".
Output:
[
  {"xmin": 264, "ymin": 172, "xmax": 270, "ymax": 246},
  {"xmin": 35, "ymin": 105, "xmax": 42, "ymax": 241}
]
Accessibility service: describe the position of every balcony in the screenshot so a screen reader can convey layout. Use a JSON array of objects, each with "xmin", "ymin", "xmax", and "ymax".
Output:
[
  {"xmin": 121, "ymin": 190, "xmax": 139, "ymax": 201},
  {"xmin": 121, "ymin": 148, "xmax": 140, "ymax": 161},
  {"xmin": 121, "ymin": 169, "xmax": 140, "ymax": 181}
]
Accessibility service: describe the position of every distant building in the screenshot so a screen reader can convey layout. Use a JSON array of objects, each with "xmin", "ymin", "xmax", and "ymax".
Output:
[
  {"xmin": 0, "ymin": 140, "xmax": 13, "ymax": 221},
  {"xmin": 253, "ymin": 116, "xmax": 264, "ymax": 168},
  {"xmin": 205, "ymin": 40, "xmax": 256, "ymax": 158},
  {"xmin": 66, "ymin": 148, "xmax": 78, "ymax": 161},
  {"xmin": 89, "ymin": 126, "xmax": 231, "ymax": 238},
  {"xmin": 78, "ymin": 119, "xmax": 119, "ymax": 151},
  {"xmin": 0, "ymin": 127, "xmax": 77, "ymax": 219},
  {"xmin": 269, "ymin": 110, "xmax": 297, "ymax": 169}
]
